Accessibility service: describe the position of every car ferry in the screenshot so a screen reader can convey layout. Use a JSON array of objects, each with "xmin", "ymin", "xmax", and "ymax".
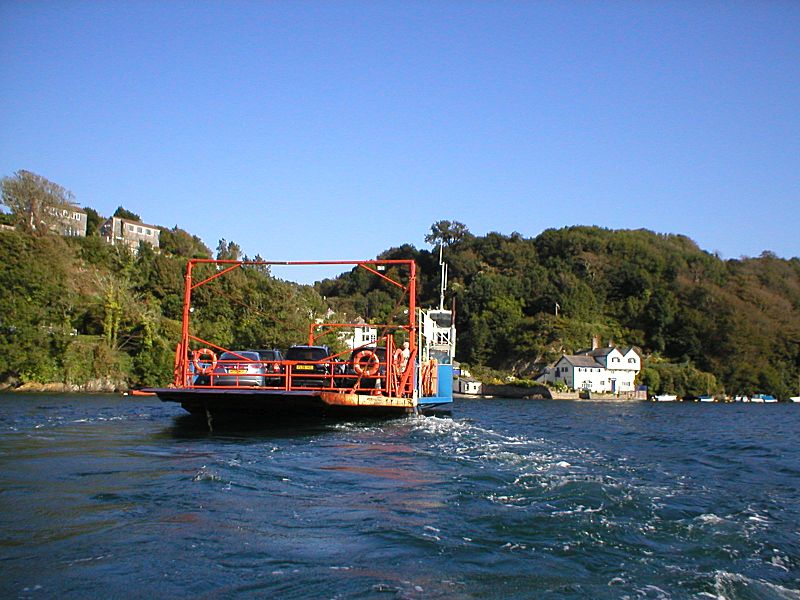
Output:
[{"xmin": 145, "ymin": 259, "xmax": 454, "ymax": 424}]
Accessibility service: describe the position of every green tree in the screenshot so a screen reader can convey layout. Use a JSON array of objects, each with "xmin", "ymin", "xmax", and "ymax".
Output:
[
  {"xmin": 84, "ymin": 207, "xmax": 103, "ymax": 236},
  {"xmin": 216, "ymin": 238, "xmax": 242, "ymax": 260},
  {"xmin": 113, "ymin": 206, "xmax": 141, "ymax": 221},
  {"xmin": 159, "ymin": 226, "xmax": 210, "ymax": 258},
  {"xmin": 1, "ymin": 170, "xmax": 75, "ymax": 236},
  {"xmin": 424, "ymin": 220, "xmax": 471, "ymax": 246}
]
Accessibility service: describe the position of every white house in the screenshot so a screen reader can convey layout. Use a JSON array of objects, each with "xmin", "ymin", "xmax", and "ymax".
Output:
[
  {"xmin": 349, "ymin": 324, "xmax": 378, "ymax": 350},
  {"xmin": 542, "ymin": 344, "xmax": 641, "ymax": 393},
  {"xmin": 455, "ymin": 377, "xmax": 482, "ymax": 395},
  {"xmin": 337, "ymin": 323, "xmax": 378, "ymax": 350}
]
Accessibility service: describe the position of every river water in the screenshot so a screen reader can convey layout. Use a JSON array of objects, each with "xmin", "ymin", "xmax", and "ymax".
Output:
[{"xmin": 1, "ymin": 394, "xmax": 798, "ymax": 599}]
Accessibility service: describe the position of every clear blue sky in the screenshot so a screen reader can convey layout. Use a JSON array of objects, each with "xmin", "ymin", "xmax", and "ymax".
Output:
[{"xmin": 1, "ymin": 2, "xmax": 798, "ymax": 283}]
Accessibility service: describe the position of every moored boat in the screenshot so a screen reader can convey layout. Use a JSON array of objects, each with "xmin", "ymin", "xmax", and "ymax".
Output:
[
  {"xmin": 751, "ymin": 394, "xmax": 777, "ymax": 403},
  {"xmin": 145, "ymin": 259, "xmax": 454, "ymax": 423},
  {"xmin": 653, "ymin": 394, "xmax": 678, "ymax": 402}
]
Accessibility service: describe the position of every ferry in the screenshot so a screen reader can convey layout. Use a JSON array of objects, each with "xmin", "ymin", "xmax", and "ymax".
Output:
[{"xmin": 145, "ymin": 259, "xmax": 454, "ymax": 423}]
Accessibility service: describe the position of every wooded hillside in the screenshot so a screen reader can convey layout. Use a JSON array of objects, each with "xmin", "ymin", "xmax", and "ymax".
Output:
[
  {"xmin": 0, "ymin": 230, "xmax": 329, "ymax": 390},
  {"xmin": 1, "ymin": 177, "xmax": 798, "ymax": 397},
  {"xmin": 318, "ymin": 223, "xmax": 800, "ymax": 399}
]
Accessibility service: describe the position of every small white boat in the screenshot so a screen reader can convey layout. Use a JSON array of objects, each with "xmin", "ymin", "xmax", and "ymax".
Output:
[
  {"xmin": 751, "ymin": 394, "xmax": 777, "ymax": 403},
  {"xmin": 654, "ymin": 394, "xmax": 677, "ymax": 402},
  {"xmin": 789, "ymin": 396, "xmax": 800, "ymax": 403},
  {"xmin": 698, "ymin": 396, "xmax": 715, "ymax": 402}
]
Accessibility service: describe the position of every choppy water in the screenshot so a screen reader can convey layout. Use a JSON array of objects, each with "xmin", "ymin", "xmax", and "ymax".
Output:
[{"xmin": 1, "ymin": 395, "xmax": 798, "ymax": 599}]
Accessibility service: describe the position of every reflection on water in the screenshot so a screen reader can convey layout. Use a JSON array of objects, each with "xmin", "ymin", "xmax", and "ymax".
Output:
[{"xmin": 1, "ymin": 394, "xmax": 798, "ymax": 599}]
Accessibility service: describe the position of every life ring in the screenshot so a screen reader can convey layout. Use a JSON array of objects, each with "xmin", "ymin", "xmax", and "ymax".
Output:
[
  {"xmin": 392, "ymin": 348, "xmax": 406, "ymax": 377},
  {"xmin": 192, "ymin": 348, "xmax": 218, "ymax": 375},
  {"xmin": 353, "ymin": 350, "xmax": 380, "ymax": 377}
]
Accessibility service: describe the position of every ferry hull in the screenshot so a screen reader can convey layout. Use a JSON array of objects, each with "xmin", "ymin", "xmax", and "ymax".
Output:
[{"xmin": 147, "ymin": 387, "xmax": 420, "ymax": 419}]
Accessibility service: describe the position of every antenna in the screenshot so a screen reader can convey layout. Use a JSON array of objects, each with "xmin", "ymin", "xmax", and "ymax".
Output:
[{"xmin": 439, "ymin": 244, "xmax": 448, "ymax": 311}]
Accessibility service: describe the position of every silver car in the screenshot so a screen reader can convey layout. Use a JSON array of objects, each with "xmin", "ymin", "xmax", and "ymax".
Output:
[{"xmin": 207, "ymin": 351, "xmax": 266, "ymax": 387}]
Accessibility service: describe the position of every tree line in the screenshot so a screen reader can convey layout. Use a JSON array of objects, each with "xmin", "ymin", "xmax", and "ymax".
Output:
[
  {"xmin": 0, "ymin": 170, "xmax": 328, "ymax": 390},
  {"xmin": 318, "ymin": 221, "xmax": 800, "ymax": 399},
  {"xmin": 2, "ymin": 171, "xmax": 799, "ymax": 397}
]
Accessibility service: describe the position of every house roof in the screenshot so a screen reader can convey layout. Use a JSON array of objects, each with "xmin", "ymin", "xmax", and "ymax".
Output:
[
  {"xmin": 587, "ymin": 347, "xmax": 615, "ymax": 357},
  {"xmin": 574, "ymin": 346, "xmax": 616, "ymax": 357},
  {"xmin": 560, "ymin": 355, "xmax": 603, "ymax": 368},
  {"xmin": 105, "ymin": 216, "xmax": 161, "ymax": 230},
  {"xmin": 621, "ymin": 346, "xmax": 642, "ymax": 357}
]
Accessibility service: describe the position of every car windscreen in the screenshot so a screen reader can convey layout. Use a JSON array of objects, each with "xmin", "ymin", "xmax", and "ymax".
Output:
[
  {"xmin": 219, "ymin": 352, "xmax": 260, "ymax": 361},
  {"xmin": 286, "ymin": 348, "xmax": 328, "ymax": 361}
]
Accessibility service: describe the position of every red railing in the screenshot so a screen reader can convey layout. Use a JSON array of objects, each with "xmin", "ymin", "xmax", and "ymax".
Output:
[{"xmin": 172, "ymin": 259, "xmax": 418, "ymax": 398}]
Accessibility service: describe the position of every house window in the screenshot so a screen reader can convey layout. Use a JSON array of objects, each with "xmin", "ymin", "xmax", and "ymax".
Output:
[
  {"xmin": 628, "ymin": 358, "xmax": 635, "ymax": 363},
  {"xmin": 612, "ymin": 357, "xmax": 620, "ymax": 363},
  {"xmin": 137, "ymin": 227, "xmax": 143, "ymax": 233},
  {"xmin": 128, "ymin": 224, "xmax": 134, "ymax": 232},
  {"xmin": 600, "ymin": 381, "xmax": 605, "ymax": 385}
]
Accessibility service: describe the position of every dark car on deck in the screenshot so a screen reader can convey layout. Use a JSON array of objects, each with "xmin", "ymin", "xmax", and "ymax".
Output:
[
  {"xmin": 195, "ymin": 350, "xmax": 266, "ymax": 387},
  {"xmin": 285, "ymin": 345, "xmax": 333, "ymax": 388},
  {"xmin": 338, "ymin": 346, "xmax": 387, "ymax": 391},
  {"xmin": 249, "ymin": 348, "xmax": 285, "ymax": 386}
]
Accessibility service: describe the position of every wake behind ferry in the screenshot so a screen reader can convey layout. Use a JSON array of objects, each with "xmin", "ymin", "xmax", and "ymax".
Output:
[{"xmin": 146, "ymin": 259, "xmax": 454, "ymax": 423}]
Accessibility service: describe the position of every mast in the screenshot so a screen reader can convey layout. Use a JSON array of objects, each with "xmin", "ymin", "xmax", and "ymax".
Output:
[{"xmin": 438, "ymin": 244, "xmax": 448, "ymax": 311}]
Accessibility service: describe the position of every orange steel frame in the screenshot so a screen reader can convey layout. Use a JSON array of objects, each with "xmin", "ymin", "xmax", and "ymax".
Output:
[{"xmin": 173, "ymin": 259, "xmax": 418, "ymax": 397}]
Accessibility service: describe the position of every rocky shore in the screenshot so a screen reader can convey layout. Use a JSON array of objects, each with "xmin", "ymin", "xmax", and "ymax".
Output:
[{"xmin": 1, "ymin": 378, "xmax": 127, "ymax": 393}]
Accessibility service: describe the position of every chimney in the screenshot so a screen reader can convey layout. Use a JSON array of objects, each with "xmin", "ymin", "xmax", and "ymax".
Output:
[{"xmin": 591, "ymin": 336, "xmax": 599, "ymax": 350}]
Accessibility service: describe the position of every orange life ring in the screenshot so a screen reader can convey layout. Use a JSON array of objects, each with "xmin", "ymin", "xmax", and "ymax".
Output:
[
  {"xmin": 192, "ymin": 348, "xmax": 218, "ymax": 375},
  {"xmin": 392, "ymin": 348, "xmax": 406, "ymax": 377},
  {"xmin": 353, "ymin": 349, "xmax": 380, "ymax": 377}
]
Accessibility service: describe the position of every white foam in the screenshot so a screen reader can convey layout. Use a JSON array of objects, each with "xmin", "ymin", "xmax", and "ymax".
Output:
[
  {"xmin": 696, "ymin": 513, "xmax": 726, "ymax": 525},
  {"xmin": 713, "ymin": 571, "xmax": 800, "ymax": 599}
]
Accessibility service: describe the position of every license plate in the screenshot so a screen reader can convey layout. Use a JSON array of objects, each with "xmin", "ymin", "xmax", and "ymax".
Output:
[
  {"xmin": 228, "ymin": 369, "xmax": 247, "ymax": 375},
  {"xmin": 296, "ymin": 365, "xmax": 314, "ymax": 371}
]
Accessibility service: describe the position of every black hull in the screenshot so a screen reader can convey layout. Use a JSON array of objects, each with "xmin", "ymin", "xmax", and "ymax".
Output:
[{"xmin": 146, "ymin": 387, "xmax": 422, "ymax": 420}]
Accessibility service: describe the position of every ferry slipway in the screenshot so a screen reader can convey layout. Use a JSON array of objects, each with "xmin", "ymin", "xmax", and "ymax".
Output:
[{"xmin": 145, "ymin": 259, "xmax": 453, "ymax": 422}]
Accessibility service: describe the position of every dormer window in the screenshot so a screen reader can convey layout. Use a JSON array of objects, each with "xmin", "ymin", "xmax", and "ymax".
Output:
[
  {"xmin": 612, "ymin": 357, "xmax": 620, "ymax": 363},
  {"xmin": 628, "ymin": 358, "xmax": 636, "ymax": 363}
]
